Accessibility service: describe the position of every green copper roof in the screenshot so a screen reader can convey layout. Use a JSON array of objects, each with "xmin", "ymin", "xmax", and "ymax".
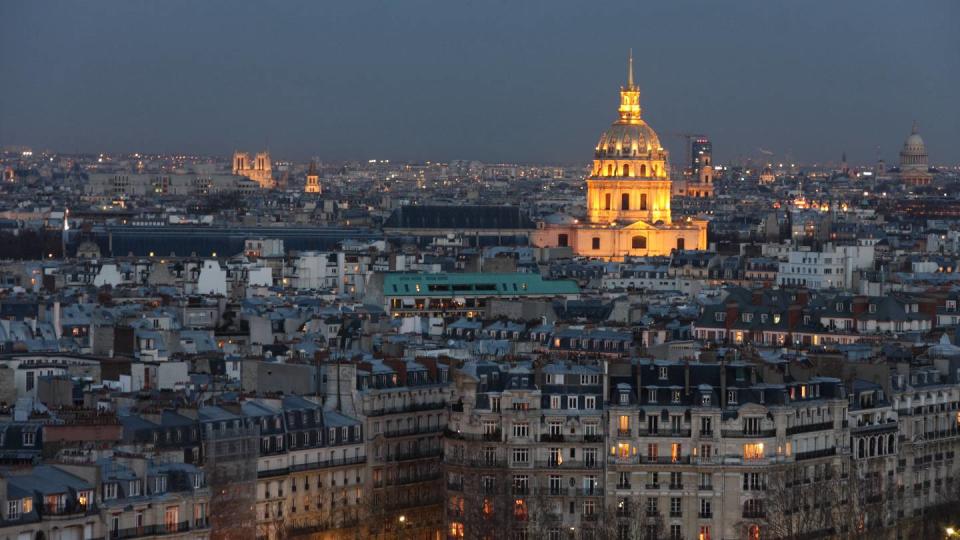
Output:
[{"xmin": 383, "ymin": 272, "xmax": 579, "ymax": 297}]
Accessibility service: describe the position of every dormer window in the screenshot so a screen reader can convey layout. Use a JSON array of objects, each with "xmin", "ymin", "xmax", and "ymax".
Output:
[
  {"xmin": 620, "ymin": 392, "xmax": 629, "ymax": 405},
  {"xmin": 129, "ymin": 480, "xmax": 141, "ymax": 497},
  {"xmin": 22, "ymin": 431, "xmax": 35, "ymax": 446},
  {"xmin": 647, "ymin": 389, "xmax": 657, "ymax": 404},
  {"xmin": 153, "ymin": 476, "xmax": 167, "ymax": 494},
  {"xmin": 659, "ymin": 367, "xmax": 668, "ymax": 380},
  {"xmin": 104, "ymin": 483, "xmax": 118, "ymax": 500},
  {"xmin": 869, "ymin": 304, "xmax": 877, "ymax": 314},
  {"xmin": 727, "ymin": 390, "xmax": 738, "ymax": 405},
  {"xmin": 702, "ymin": 395, "xmax": 712, "ymax": 406}
]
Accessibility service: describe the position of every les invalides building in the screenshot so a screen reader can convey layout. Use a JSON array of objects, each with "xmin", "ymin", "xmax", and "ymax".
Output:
[{"xmin": 533, "ymin": 51, "xmax": 708, "ymax": 260}]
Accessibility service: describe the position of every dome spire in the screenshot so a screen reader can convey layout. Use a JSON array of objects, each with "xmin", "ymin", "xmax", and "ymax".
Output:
[
  {"xmin": 627, "ymin": 48, "xmax": 634, "ymax": 88},
  {"xmin": 911, "ymin": 120, "xmax": 919, "ymax": 135}
]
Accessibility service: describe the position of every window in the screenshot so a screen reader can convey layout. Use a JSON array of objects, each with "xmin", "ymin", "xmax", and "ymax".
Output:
[
  {"xmin": 164, "ymin": 506, "xmax": 180, "ymax": 532},
  {"xmin": 584, "ymin": 448, "xmax": 597, "ymax": 467},
  {"xmin": 7, "ymin": 500, "xmax": 19, "ymax": 520},
  {"xmin": 632, "ymin": 236, "xmax": 647, "ymax": 249},
  {"xmin": 22, "ymin": 431, "xmax": 35, "ymax": 446},
  {"xmin": 727, "ymin": 390, "xmax": 737, "ymax": 405},
  {"xmin": 129, "ymin": 480, "xmax": 141, "ymax": 497},
  {"xmin": 604, "ymin": 193, "xmax": 612, "ymax": 210},
  {"xmin": 646, "ymin": 497, "xmax": 658, "ymax": 515},
  {"xmin": 744, "ymin": 417, "xmax": 761, "ymax": 436},
  {"xmin": 21, "ymin": 498, "xmax": 31, "ymax": 514},
  {"xmin": 585, "ymin": 396, "xmax": 596, "ymax": 409},
  {"xmin": 698, "ymin": 473, "xmax": 712, "ymax": 489},
  {"xmin": 621, "ymin": 193, "xmax": 630, "ymax": 209},
  {"xmin": 512, "ymin": 448, "xmax": 529, "ymax": 464},
  {"xmin": 743, "ymin": 443, "xmax": 764, "ymax": 460},
  {"xmin": 699, "ymin": 499, "xmax": 712, "ymax": 518},
  {"xmin": 513, "ymin": 423, "xmax": 529, "ymax": 438},
  {"xmin": 659, "ymin": 367, "xmax": 668, "ymax": 380},
  {"xmin": 104, "ymin": 483, "xmax": 117, "ymax": 500},
  {"xmin": 592, "ymin": 237, "xmax": 600, "ymax": 250},
  {"xmin": 567, "ymin": 396, "xmax": 578, "ymax": 409},
  {"xmin": 670, "ymin": 496, "xmax": 682, "ymax": 516},
  {"xmin": 557, "ymin": 234, "xmax": 569, "ymax": 247},
  {"xmin": 641, "ymin": 193, "xmax": 648, "ymax": 210},
  {"xmin": 677, "ymin": 238, "xmax": 685, "ymax": 251}
]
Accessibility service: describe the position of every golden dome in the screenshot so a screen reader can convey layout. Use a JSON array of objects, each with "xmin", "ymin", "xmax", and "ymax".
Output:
[{"xmin": 595, "ymin": 122, "xmax": 664, "ymax": 160}]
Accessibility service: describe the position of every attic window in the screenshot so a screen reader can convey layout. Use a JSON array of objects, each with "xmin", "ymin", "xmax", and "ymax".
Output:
[
  {"xmin": 659, "ymin": 367, "xmax": 668, "ymax": 380},
  {"xmin": 869, "ymin": 304, "xmax": 877, "ymax": 313}
]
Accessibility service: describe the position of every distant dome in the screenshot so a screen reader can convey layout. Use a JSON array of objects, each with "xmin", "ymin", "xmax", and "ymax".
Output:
[
  {"xmin": 595, "ymin": 122, "xmax": 664, "ymax": 159},
  {"xmin": 899, "ymin": 122, "xmax": 928, "ymax": 169}
]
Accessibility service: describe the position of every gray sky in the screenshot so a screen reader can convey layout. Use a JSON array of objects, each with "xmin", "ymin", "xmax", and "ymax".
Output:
[{"xmin": 1, "ymin": 0, "xmax": 958, "ymax": 165}]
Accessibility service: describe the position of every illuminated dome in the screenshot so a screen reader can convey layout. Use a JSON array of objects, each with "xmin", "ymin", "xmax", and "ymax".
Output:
[
  {"xmin": 900, "ymin": 122, "xmax": 928, "ymax": 168},
  {"xmin": 595, "ymin": 122, "xmax": 664, "ymax": 159}
]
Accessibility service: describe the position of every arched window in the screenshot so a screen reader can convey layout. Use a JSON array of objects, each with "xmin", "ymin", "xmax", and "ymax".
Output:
[
  {"xmin": 604, "ymin": 193, "xmax": 612, "ymax": 210},
  {"xmin": 631, "ymin": 236, "xmax": 647, "ymax": 249},
  {"xmin": 887, "ymin": 433, "xmax": 895, "ymax": 454},
  {"xmin": 622, "ymin": 164, "xmax": 630, "ymax": 176},
  {"xmin": 640, "ymin": 194, "xmax": 648, "ymax": 210},
  {"xmin": 857, "ymin": 438, "xmax": 864, "ymax": 458},
  {"xmin": 621, "ymin": 194, "xmax": 630, "ymax": 210},
  {"xmin": 640, "ymin": 164, "xmax": 647, "ymax": 176},
  {"xmin": 677, "ymin": 238, "xmax": 685, "ymax": 251},
  {"xmin": 607, "ymin": 164, "xmax": 614, "ymax": 176}
]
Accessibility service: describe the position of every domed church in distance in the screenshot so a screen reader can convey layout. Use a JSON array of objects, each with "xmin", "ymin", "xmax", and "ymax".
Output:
[
  {"xmin": 532, "ymin": 51, "xmax": 708, "ymax": 260},
  {"xmin": 898, "ymin": 122, "xmax": 933, "ymax": 187}
]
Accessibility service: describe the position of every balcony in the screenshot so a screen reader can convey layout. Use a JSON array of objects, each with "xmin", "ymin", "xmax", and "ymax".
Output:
[
  {"xmin": 389, "ymin": 447, "xmax": 443, "ymax": 461},
  {"xmin": 669, "ymin": 483, "xmax": 684, "ymax": 490},
  {"xmin": 742, "ymin": 510, "xmax": 766, "ymax": 519},
  {"xmin": 582, "ymin": 513, "xmax": 599, "ymax": 522},
  {"xmin": 795, "ymin": 447, "xmax": 836, "ymax": 461},
  {"xmin": 698, "ymin": 512, "xmax": 713, "ymax": 519},
  {"xmin": 584, "ymin": 434, "xmax": 604, "ymax": 443},
  {"xmin": 288, "ymin": 455, "xmax": 367, "ymax": 473},
  {"xmin": 109, "ymin": 520, "xmax": 208, "ymax": 539},
  {"xmin": 721, "ymin": 429, "xmax": 777, "ymax": 438},
  {"xmin": 540, "ymin": 433, "xmax": 565, "ymax": 443},
  {"xmin": 615, "ymin": 483, "xmax": 631, "ymax": 490},
  {"xmin": 786, "ymin": 421, "xmax": 834, "ymax": 436},
  {"xmin": 442, "ymin": 428, "xmax": 502, "ymax": 442},
  {"xmin": 383, "ymin": 425, "xmax": 444, "ymax": 438},
  {"xmin": 617, "ymin": 429, "xmax": 632, "ymax": 437},
  {"xmin": 670, "ymin": 511, "xmax": 682, "ymax": 518},
  {"xmin": 644, "ymin": 483, "xmax": 660, "ymax": 490},
  {"xmin": 366, "ymin": 401, "xmax": 446, "ymax": 417},
  {"xmin": 535, "ymin": 459, "xmax": 601, "ymax": 470}
]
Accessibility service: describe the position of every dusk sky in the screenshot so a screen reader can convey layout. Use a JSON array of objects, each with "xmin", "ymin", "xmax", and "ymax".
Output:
[{"xmin": 1, "ymin": 0, "xmax": 958, "ymax": 165}]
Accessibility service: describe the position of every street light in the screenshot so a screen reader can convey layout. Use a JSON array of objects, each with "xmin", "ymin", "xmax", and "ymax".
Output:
[{"xmin": 946, "ymin": 527, "xmax": 958, "ymax": 538}]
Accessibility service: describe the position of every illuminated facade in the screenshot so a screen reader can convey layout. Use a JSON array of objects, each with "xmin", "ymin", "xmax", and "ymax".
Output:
[
  {"xmin": 305, "ymin": 161, "xmax": 321, "ymax": 194},
  {"xmin": 533, "ymin": 51, "xmax": 708, "ymax": 260},
  {"xmin": 232, "ymin": 150, "xmax": 274, "ymax": 188},
  {"xmin": 898, "ymin": 122, "xmax": 932, "ymax": 186}
]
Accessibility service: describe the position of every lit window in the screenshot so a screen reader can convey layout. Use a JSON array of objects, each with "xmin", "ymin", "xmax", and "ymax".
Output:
[{"xmin": 743, "ymin": 443, "xmax": 764, "ymax": 460}]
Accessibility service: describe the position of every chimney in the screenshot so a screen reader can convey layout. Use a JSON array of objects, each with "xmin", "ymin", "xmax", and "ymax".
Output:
[
  {"xmin": 53, "ymin": 301, "xmax": 61, "ymax": 340},
  {"xmin": 719, "ymin": 359, "xmax": 728, "ymax": 409}
]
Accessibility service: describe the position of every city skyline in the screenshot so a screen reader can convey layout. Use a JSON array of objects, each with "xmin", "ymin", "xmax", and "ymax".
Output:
[{"xmin": 1, "ymin": 0, "xmax": 958, "ymax": 165}]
